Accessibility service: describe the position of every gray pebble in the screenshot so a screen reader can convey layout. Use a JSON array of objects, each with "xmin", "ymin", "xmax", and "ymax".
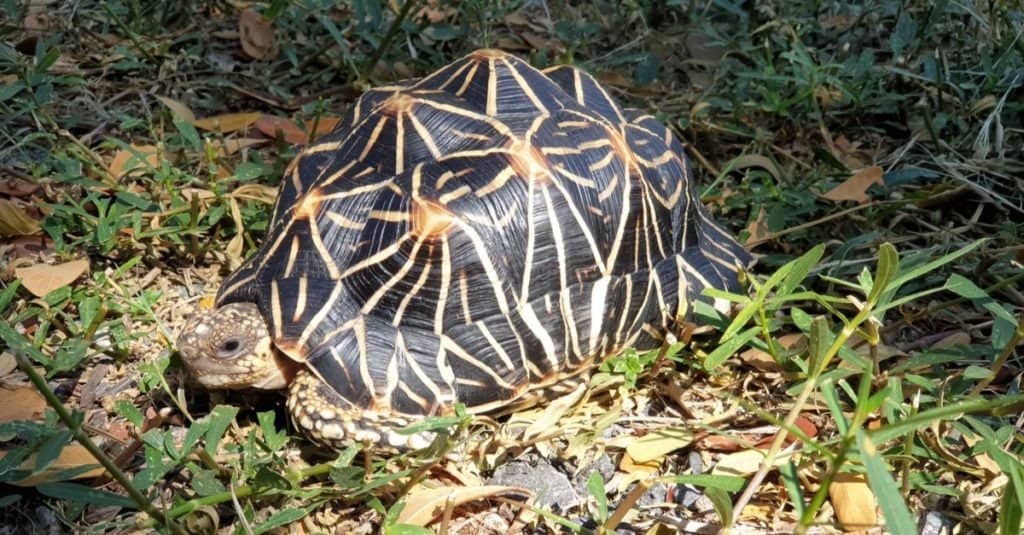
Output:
[{"xmin": 488, "ymin": 454, "xmax": 580, "ymax": 511}]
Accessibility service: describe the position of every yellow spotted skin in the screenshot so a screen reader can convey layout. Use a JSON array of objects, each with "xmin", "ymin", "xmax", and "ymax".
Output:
[{"xmin": 178, "ymin": 50, "xmax": 753, "ymax": 450}]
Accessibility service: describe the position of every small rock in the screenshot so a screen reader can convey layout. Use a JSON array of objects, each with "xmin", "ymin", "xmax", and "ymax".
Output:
[
  {"xmin": 488, "ymin": 454, "xmax": 579, "ymax": 511},
  {"xmin": 570, "ymin": 453, "xmax": 616, "ymax": 498},
  {"xmin": 919, "ymin": 511, "xmax": 954, "ymax": 535}
]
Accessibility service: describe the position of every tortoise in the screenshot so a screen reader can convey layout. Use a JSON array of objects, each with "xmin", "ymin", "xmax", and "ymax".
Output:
[{"xmin": 177, "ymin": 49, "xmax": 752, "ymax": 450}]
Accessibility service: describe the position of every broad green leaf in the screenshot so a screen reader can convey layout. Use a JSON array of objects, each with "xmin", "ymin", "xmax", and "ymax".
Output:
[
  {"xmin": 866, "ymin": 243, "xmax": 899, "ymax": 304},
  {"xmin": 705, "ymin": 487, "xmax": 733, "ymax": 528},
  {"xmin": 778, "ymin": 244, "xmax": 824, "ymax": 297},
  {"xmin": 204, "ymin": 405, "xmax": 239, "ymax": 455},
  {"xmin": 254, "ymin": 507, "xmax": 308, "ymax": 534},
  {"xmin": 858, "ymin": 431, "xmax": 917, "ymax": 534},
  {"xmin": 37, "ymin": 482, "xmax": 137, "ymax": 509},
  {"xmin": 190, "ymin": 468, "xmax": 227, "ymax": 497},
  {"xmin": 664, "ymin": 474, "xmax": 746, "ymax": 492},
  {"xmin": 870, "ymin": 395, "xmax": 1024, "ymax": 443},
  {"xmin": 587, "ymin": 472, "xmax": 608, "ymax": 523},
  {"xmin": 943, "ymin": 274, "xmax": 1017, "ymax": 349},
  {"xmin": 704, "ymin": 326, "xmax": 760, "ymax": 370},
  {"xmin": 779, "ymin": 461, "xmax": 805, "ymax": 518}
]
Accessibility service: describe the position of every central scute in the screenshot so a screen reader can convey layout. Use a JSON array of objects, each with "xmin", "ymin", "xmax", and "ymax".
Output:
[{"xmin": 215, "ymin": 50, "xmax": 751, "ymax": 421}]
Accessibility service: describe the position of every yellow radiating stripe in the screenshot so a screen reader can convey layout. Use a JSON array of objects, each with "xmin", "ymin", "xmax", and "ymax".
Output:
[
  {"xmin": 598, "ymin": 172, "xmax": 619, "ymax": 202},
  {"xmin": 393, "ymin": 258, "xmax": 432, "ymax": 326},
  {"xmin": 270, "ymin": 279, "xmax": 283, "ymax": 338},
  {"xmin": 541, "ymin": 146, "xmax": 583, "ymax": 156},
  {"xmin": 369, "ymin": 209, "xmax": 409, "ymax": 222},
  {"xmin": 588, "ymin": 277, "xmax": 610, "ymax": 354},
  {"xmin": 401, "ymin": 335, "xmax": 447, "ymax": 409},
  {"xmin": 674, "ymin": 255, "xmax": 690, "ymax": 320},
  {"xmin": 458, "ymin": 270, "xmax": 473, "ymax": 324},
  {"xmin": 424, "ymin": 57, "xmax": 472, "ymax": 91},
  {"xmin": 353, "ymin": 316, "xmax": 376, "ymax": 397},
  {"xmin": 317, "ymin": 160, "xmax": 357, "ymax": 188},
  {"xmin": 475, "ymin": 166, "xmax": 517, "ymax": 197},
  {"xmin": 485, "ymin": 59, "xmax": 498, "ymax": 116},
  {"xmin": 384, "ymin": 332, "xmax": 401, "ymax": 404},
  {"xmin": 284, "ymin": 235, "xmax": 300, "ymax": 278},
  {"xmin": 588, "ymin": 151, "xmax": 616, "ymax": 172},
  {"xmin": 438, "ymin": 184, "xmax": 472, "ymax": 204},
  {"xmin": 554, "ymin": 165, "xmax": 597, "ymax": 189},
  {"xmin": 394, "ymin": 113, "xmax": 405, "ymax": 174},
  {"xmin": 545, "ymin": 173, "xmax": 607, "ymax": 276},
  {"xmin": 450, "ymin": 129, "xmax": 494, "ymax": 142},
  {"xmin": 408, "ymin": 114, "xmax": 442, "ymax": 159},
  {"xmin": 339, "ymin": 235, "xmax": 410, "ymax": 279},
  {"xmin": 441, "ymin": 336, "xmax": 516, "ymax": 390},
  {"xmin": 541, "ymin": 187, "xmax": 568, "ymax": 291},
  {"xmin": 573, "ymin": 68, "xmax": 585, "ymax": 103},
  {"xmin": 434, "ymin": 238, "xmax": 451, "ymax": 334},
  {"xmin": 501, "ymin": 57, "xmax": 547, "ymax": 113},
  {"xmin": 308, "ymin": 215, "xmax": 341, "ymax": 279},
  {"xmin": 292, "ymin": 276, "xmax": 308, "ymax": 323},
  {"xmin": 420, "ymin": 99, "xmax": 513, "ymax": 137},
  {"xmin": 477, "ymin": 322, "xmax": 515, "ymax": 371},
  {"xmin": 361, "ymin": 236, "xmax": 426, "ymax": 314},
  {"xmin": 452, "ymin": 218, "xmax": 509, "ymax": 314},
  {"xmin": 519, "ymin": 174, "xmax": 537, "ymax": 301},
  {"xmin": 615, "ymin": 275, "xmax": 633, "ymax": 346},
  {"xmin": 455, "ymin": 61, "xmax": 480, "ymax": 97},
  {"xmin": 295, "ymin": 277, "xmax": 345, "ymax": 351},
  {"xmin": 358, "ymin": 116, "xmax": 389, "ymax": 162},
  {"xmin": 577, "ymin": 138, "xmax": 613, "ymax": 151},
  {"xmin": 325, "ymin": 210, "xmax": 364, "ymax": 230},
  {"xmin": 559, "ymin": 290, "xmax": 582, "ymax": 362},
  {"xmin": 519, "ymin": 302, "xmax": 559, "ymax": 372}
]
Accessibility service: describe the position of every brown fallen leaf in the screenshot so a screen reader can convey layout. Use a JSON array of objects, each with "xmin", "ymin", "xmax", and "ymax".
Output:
[
  {"xmin": 829, "ymin": 472, "xmax": 877, "ymax": 531},
  {"xmin": 0, "ymin": 177, "xmax": 40, "ymax": 197},
  {"xmin": 193, "ymin": 112, "xmax": 261, "ymax": 133},
  {"xmin": 711, "ymin": 448, "xmax": 797, "ymax": 478},
  {"xmin": 744, "ymin": 207, "xmax": 770, "ymax": 246},
  {"xmin": 625, "ymin": 425, "xmax": 694, "ymax": 463},
  {"xmin": 0, "ymin": 198, "xmax": 41, "ymax": 236},
  {"xmin": 109, "ymin": 144, "xmax": 160, "ymax": 179},
  {"xmin": 15, "ymin": 259, "xmax": 90, "ymax": 297},
  {"xmin": 4, "ymin": 443, "xmax": 106, "ymax": 487},
  {"xmin": 619, "ymin": 451, "xmax": 661, "ymax": 479},
  {"xmin": 739, "ymin": 333, "xmax": 807, "ymax": 372},
  {"xmin": 239, "ymin": 8, "xmax": 275, "ymax": 60},
  {"xmin": 254, "ymin": 115, "xmax": 343, "ymax": 144},
  {"xmin": 397, "ymin": 485, "xmax": 530, "ymax": 527},
  {"xmin": 156, "ymin": 95, "xmax": 196, "ymax": 123},
  {"xmin": 0, "ymin": 384, "xmax": 47, "ymax": 423},
  {"xmin": 822, "ymin": 166, "xmax": 884, "ymax": 204},
  {"xmin": 754, "ymin": 414, "xmax": 819, "ymax": 449}
]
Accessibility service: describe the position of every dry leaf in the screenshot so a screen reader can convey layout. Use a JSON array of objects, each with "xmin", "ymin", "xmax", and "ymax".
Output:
[
  {"xmin": 625, "ymin": 425, "xmax": 694, "ymax": 463},
  {"xmin": 156, "ymin": 95, "xmax": 196, "ymax": 123},
  {"xmin": 109, "ymin": 144, "xmax": 160, "ymax": 179},
  {"xmin": 211, "ymin": 138, "xmax": 268, "ymax": 156},
  {"xmin": 931, "ymin": 332, "xmax": 971, "ymax": 349},
  {"xmin": 711, "ymin": 448, "xmax": 797, "ymax": 477},
  {"xmin": 619, "ymin": 452, "xmax": 661, "ymax": 479},
  {"xmin": 730, "ymin": 153, "xmax": 782, "ymax": 182},
  {"xmin": 397, "ymin": 485, "xmax": 530, "ymax": 527},
  {"xmin": 521, "ymin": 383, "xmax": 586, "ymax": 441},
  {"xmin": 4, "ymin": 443, "xmax": 106, "ymax": 487},
  {"xmin": 254, "ymin": 115, "xmax": 306, "ymax": 144},
  {"xmin": 0, "ymin": 177, "xmax": 41, "ymax": 197},
  {"xmin": 0, "ymin": 199, "xmax": 41, "ymax": 236},
  {"xmin": 0, "ymin": 384, "xmax": 47, "ymax": 423},
  {"xmin": 822, "ymin": 166, "xmax": 884, "ymax": 204},
  {"xmin": 239, "ymin": 8, "xmax": 275, "ymax": 60},
  {"xmin": 739, "ymin": 333, "xmax": 806, "ymax": 372},
  {"xmin": 193, "ymin": 112, "xmax": 261, "ymax": 133},
  {"xmin": 0, "ymin": 352, "xmax": 17, "ymax": 377},
  {"xmin": 744, "ymin": 207, "xmax": 770, "ymax": 246},
  {"xmin": 829, "ymin": 472, "xmax": 877, "ymax": 531},
  {"xmin": 254, "ymin": 115, "xmax": 343, "ymax": 144},
  {"xmin": 15, "ymin": 259, "xmax": 90, "ymax": 297}
]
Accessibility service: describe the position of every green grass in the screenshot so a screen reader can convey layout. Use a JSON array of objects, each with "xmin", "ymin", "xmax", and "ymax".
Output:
[{"xmin": 1, "ymin": 0, "xmax": 1022, "ymax": 533}]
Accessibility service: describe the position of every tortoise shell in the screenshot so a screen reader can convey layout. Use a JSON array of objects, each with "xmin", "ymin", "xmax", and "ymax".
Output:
[{"xmin": 205, "ymin": 49, "xmax": 750, "ymax": 445}]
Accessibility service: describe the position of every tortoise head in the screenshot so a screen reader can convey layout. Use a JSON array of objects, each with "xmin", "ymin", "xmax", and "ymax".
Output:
[{"xmin": 177, "ymin": 302, "xmax": 289, "ymax": 390}]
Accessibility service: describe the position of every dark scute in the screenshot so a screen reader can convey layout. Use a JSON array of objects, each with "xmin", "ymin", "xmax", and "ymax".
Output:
[{"xmin": 543, "ymin": 65, "xmax": 624, "ymax": 126}]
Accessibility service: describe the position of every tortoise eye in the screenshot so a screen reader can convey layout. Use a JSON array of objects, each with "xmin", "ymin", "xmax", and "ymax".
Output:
[{"xmin": 217, "ymin": 338, "xmax": 243, "ymax": 359}]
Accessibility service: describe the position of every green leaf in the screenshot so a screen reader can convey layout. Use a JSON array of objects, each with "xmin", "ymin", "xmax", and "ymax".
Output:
[
  {"xmin": 664, "ymin": 474, "xmax": 746, "ymax": 492},
  {"xmin": 0, "ymin": 322, "xmax": 50, "ymax": 366},
  {"xmin": 254, "ymin": 508, "xmax": 308, "ymax": 534},
  {"xmin": 37, "ymin": 482, "xmax": 137, "ymax": 509},
  {"xmin": 943, "ymin": 274, "xmax": 1017, "ymax": 349},
  {"xmin": 634, "ymin": 52, "xmax": 661, "ymax": 86},
  {"xmin": 778, "ymin": 244, "xmax": 824, "ymax": 297},
  {"xmin": 114, "ymin": 400, "xmax": 144, "ymax": 429},
  {"xmin": 191, "ymin": 468, "xmax": 227, "ymax": 497},
  {"xmin": 34, "ymin": 429, "xmax": 72, "ymax": 474},
  {"xmin": 870, "ymin": 395, "xmax": 1024, "ymax": 443},
  {"xmin": 704, "ymin": 326, "xmax": 760, "ymax": 370},
  {"xmin": 807, "ymin": 316, "xmax": 832, "ymax": 377},
  {"xmin": 704, "ymin": 487, "xmax": 733, "ymax": 528},
  {"xmin": 174, "ymin": 120, "xmax": 201, "ymax": 151},
  {"xmin": 253, "ymin": 466, "xmax": 291, "ymax": 492},
  {"xmin": 385, "ymin": 525, "xmax": 433, "ymax": 535},
  {"xmin": 866, "ymin": 243, "xmax": 899, "ymax": 305},
  {"xmin": 858, "ymin": 431, "xmax": 917, "ymax": 534},
  {"xmin": 204, "ymin": 405, "xmax": 239, "ymax": 455},
  {"xmin": 0, "ymin": 494, "xmax": 20, "ymax": 507},
  {"xmin": 587, "ymin": 472, "xmax": 608, "ymax": 523},
  {"xmin": 257, "ymin": 411, "xmax": 289, "ymax": 450},
  {"xmin": 779, "ymin": 461, "xmax": 805, "ymax": 518}
]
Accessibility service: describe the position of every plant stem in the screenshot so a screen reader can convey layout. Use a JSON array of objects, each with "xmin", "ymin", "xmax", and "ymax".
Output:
[
  {"xmin": 15, "ymin": 355, "xmax": 184, "ymax": 534},
  {"xmin": 358, "ymin": 0, "xmax": 420, "ymax": 85}
]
